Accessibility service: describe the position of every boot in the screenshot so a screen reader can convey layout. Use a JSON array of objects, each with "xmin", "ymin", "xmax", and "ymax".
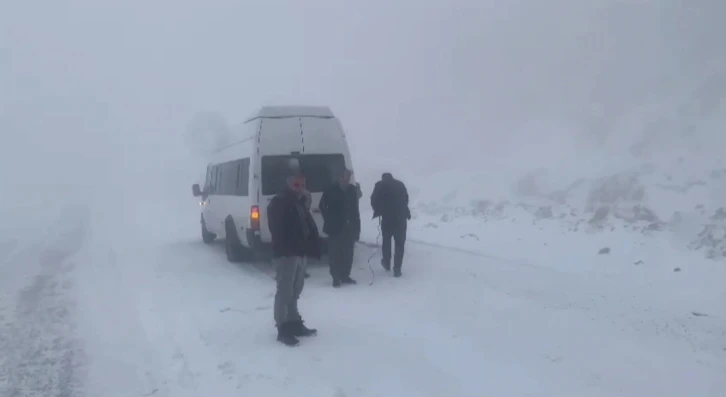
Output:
[
  {"xmin": 332, "ymin": 278, "xmax": 342, "ymax": 288},
  {"xmin": 341, "ymin": 276, "xmax": 357, "ymax": 284},
  {"xmin": 289, "ymin": 320, "xmax": 317, "ymax": 337},
  {"xmin": 393, "ymin": 268, "xmax": 402, "ymax": 278},
  {"xmin": 276, "ymin": 323, "xmax": 300, "ymax": 347},
  {"xmin": 381, "ymin": 259, "xmax": 390, "ymax": 271}
]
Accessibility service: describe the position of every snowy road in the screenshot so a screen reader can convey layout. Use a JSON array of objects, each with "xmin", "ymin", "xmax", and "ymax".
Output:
[
  {"xmin": 1, "ymin": 206, "xmax": 725, "ymax": 397},
  {"xmin": 0, "ymin": 205, "xmax": 89, "ymax": 397}
]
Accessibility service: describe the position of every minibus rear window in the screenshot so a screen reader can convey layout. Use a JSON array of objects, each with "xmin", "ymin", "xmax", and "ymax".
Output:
[{"xmin": 261, "ymin": 154, "xmax": 346, "ymax": 195}]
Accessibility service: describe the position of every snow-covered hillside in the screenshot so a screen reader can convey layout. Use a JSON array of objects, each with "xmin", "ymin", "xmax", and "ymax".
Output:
[
  {"xmin": 404, "ymin": 155, "xmax": 726, "ymax": 263},
  {"xmin": 390, "ymin": 67, "xmax": 726, "ymax": 267}
]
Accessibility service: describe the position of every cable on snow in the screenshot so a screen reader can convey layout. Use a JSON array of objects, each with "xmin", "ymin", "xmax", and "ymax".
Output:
[{"xmin": 366, "ymin": 217, "xmax": 382, "ymax": 286}]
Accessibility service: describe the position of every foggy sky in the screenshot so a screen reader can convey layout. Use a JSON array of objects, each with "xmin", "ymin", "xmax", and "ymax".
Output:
[{"xmin": 1, "ymin": 0, "xmax": 724, "ymax": 232}]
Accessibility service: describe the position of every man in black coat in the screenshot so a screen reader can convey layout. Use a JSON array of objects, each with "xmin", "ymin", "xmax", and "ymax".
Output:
[
  {"xmin": 267, "ymin": 172, "xmax": 322, "ymax": 346},
  {"xmin": 300, "ymin": 188, "xmax": 314, "ymax": 278},
  {"xmin": 319, "ymin": 169, "xmax": 361, "ymax": 287},
  {"xmin": 371, "ymin": 172, "xmax": 410, "ymax": 277}
]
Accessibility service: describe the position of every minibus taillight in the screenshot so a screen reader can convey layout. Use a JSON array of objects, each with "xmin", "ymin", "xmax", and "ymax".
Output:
[{"xmin": 250, "ymin": 205, "xmax": 260, "ymax": 230}]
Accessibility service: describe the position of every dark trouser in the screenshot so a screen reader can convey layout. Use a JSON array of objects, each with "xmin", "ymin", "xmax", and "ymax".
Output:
[
  {"xmin": 328, "ymin": 229, "xmax": 355, "ymax": 280},
  {"xmin": 381, "ymin": 217, "xmax": 407, "ymax": 270},
  {"xmin": 273, "ymin": 256, "xmax": 306, "ymax": 327}
]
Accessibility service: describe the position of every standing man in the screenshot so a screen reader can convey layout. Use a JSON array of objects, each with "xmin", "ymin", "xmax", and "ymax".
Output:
[
  {"xmin": 267, "ymin": 172, "xmax": 322, "ymax": 346},
  {"xmin": 371, "ymin": 172, "xmax": 411, "ymax": 277},
  {"xmin": 319, "ymin": 169, "xmax": 361, "ymax": 287},
  {"xmin": 301, "ymin": 187, "xmax": 313, "ymax": 279}
]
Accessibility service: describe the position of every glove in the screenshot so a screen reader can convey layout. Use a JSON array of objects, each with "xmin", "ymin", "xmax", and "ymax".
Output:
[
  {"xmin": 406, "ymin": 209, "xmax": 412, "ymax": 220},
  {"xmin": 355, "ymin": 232, "xmax": 360, "ymax": 242}
]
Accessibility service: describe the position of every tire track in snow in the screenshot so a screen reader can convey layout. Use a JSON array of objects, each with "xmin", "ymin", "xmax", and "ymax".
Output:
[
  {"xmin": 0, "ymin": 204, "xmax": 89, "ymax": 397},
  {"xmin": 73, "ymin": 243, "xmax": 168, "ymax": 397},
  {"xmin": 77, "ymin": 239, "xmax": 262, "ymax": 396}
]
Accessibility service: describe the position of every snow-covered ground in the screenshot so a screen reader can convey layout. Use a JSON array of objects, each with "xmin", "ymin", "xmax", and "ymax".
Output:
[{"xmin": 2, "ymin": 195, "xmax": 725, "ymax": 397}]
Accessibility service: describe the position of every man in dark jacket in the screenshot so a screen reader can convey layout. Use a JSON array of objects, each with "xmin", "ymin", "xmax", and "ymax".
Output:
[
  {"xmin": 300, "ymin": 188, "xmax": 313, "ymax": 279},
  {"xmin": 267, "ymin": 172, "xmax": 322, "ymax": 346},
  {"xmin": 319, "ymin": 169, "xmax": 361, "ymax": 287},
  {"xmin": 371, "ymin": 172, "xmax": 410, "ymax": 277}
]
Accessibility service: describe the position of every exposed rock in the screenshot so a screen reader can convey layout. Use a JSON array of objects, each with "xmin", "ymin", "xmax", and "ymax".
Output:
[
  {"xmin": 471, "ymin": 199, "xmax": 493, "ymax": 215},
  {"xmin": 614, "ymin": 205, "xmax": 662, "ymax": 223},
  {"xmin": 712, "ymin": 207, "xmax": 726, "ymax": 221},
  {"xmin": 688, "ymin": 223, "xmax": 726, "ymax": 260},
  {"xmin": 585, "ymin": 171, "xmax": 644, "ymax": 213},
  {"xmin": 546, "ymin": 178, "xmax": 586, "ymax": 204},
  {"xmin": 589, "ymin": 206, "xmax": 610, "ymax": 224},
  {"xmin": 598, "ymin": 247, "xmax": 611, "ymax": 255},
  {"xmin": 495, "ymin": 201, "xmax": 510, "ymax": 212},
  {"xmin": 534, "ymin": 206, "xmax": 553, "ymax": 219},
  {"xmin": 691, "ymin": 312, "xmax": 709, "ymax": 317}
]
